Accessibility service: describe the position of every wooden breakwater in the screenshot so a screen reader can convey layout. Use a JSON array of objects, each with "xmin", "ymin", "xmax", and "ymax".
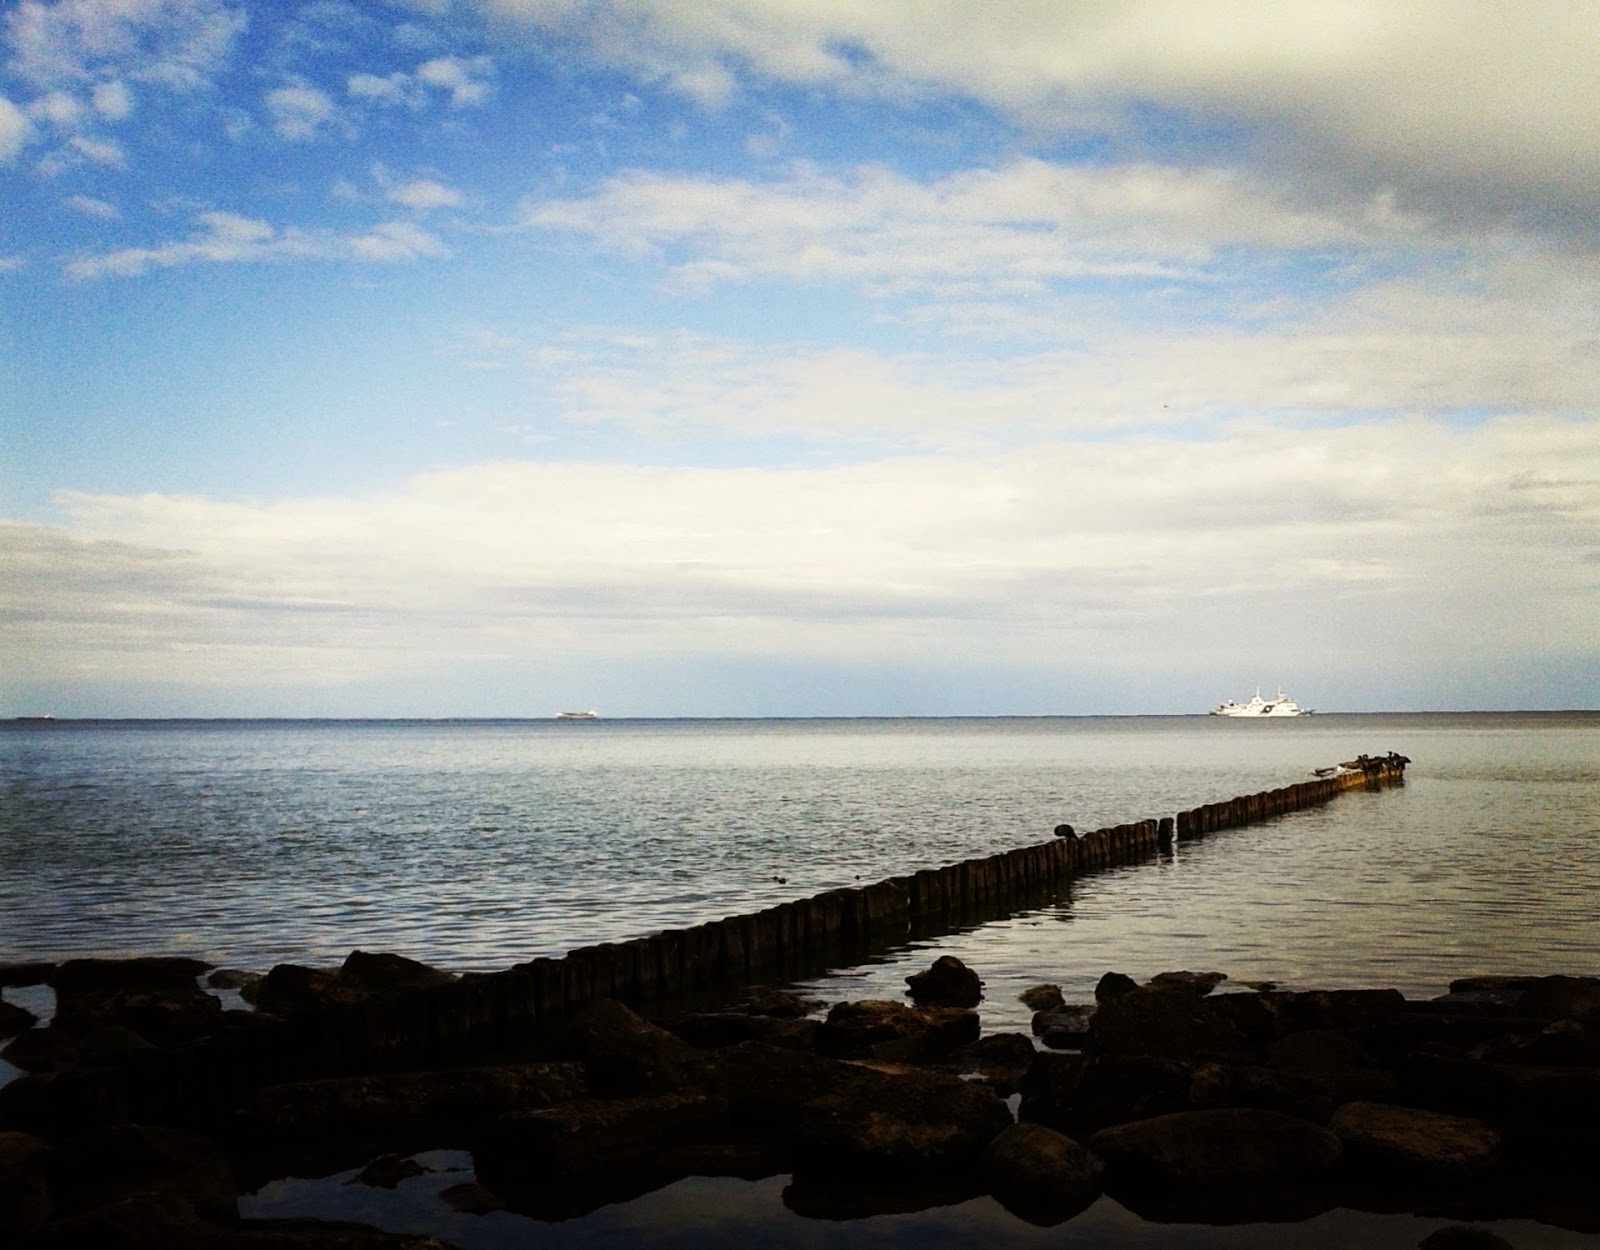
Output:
[{"xmin": 2, "ymin": 755, "xmax": 1406, "ymax": 1136}]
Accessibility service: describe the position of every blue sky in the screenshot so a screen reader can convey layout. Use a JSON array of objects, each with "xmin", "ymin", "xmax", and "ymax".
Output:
[{"xmin": 3, "ymin": 0, "xmax": 1598, "ymax": 716}]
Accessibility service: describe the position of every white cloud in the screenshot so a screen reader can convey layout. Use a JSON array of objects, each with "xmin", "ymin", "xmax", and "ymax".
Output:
[
  {"xmin": 348, "ymin": 69, "xmax": 423, "ymax": 108},
  {"xmin": 66, "ymin": 192, "xmax": 119, "ymax": 218},
  {"xmin": 14, "ymin": 410, "xmax": 1597, "ymax": 695},
  {"xmin": 520, "ymin": 158, "xmax": 1423, "ymax": 300},
  {"xmin": 388, "ymin": 178, "xmax": 462, "ymax": 210},
  {"xmin": 485, "ymin": 0, "xmax": 1600, "ymax": 240},
  {"xmin": 68, "ymin": 132, "xmax": 124, "ymax": 165},
  {"xmin": 91, "ymin": 77, "xmax": 132, "ymax": 118},
  {"xmin": 414, "ymin": 55, "xmax": 494, "ymax": 106},
  {"xmin": 29, "ymin": 88, "xmax": 84, "ymax": 127},
  {"xmin": 265, "ymin": 81, "xmax": 339, "ymax": 141},
  {"xmin": 0, "ymin": 95, "xmax": 29, "ymax": 161},
  {"xmin": 67, "ymin": 209, "xmax": 449, "ymax": 277},
  {"xmin": 5, "ymin": 0, "xmax": 246, "ymax": 92}
]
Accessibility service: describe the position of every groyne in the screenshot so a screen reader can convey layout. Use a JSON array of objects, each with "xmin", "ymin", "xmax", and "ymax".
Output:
[{"xmin": 0, "ymin": 754, "xmax": 1407, "ymax": 1137}]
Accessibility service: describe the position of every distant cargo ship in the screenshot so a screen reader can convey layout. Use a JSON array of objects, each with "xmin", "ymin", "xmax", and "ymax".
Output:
[
  {"xmin": 1210, "ymin": 688, "xmax": 1311, "ymax": 717},
  {"xmin": 555, "ymin": 710, "xmax": 600, "ymax": 720}
]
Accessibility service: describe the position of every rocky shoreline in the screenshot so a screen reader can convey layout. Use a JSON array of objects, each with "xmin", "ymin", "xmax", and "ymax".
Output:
[{"xmin": 4, "ymin": 949, "xmax": 1599, "ymax": 1248}]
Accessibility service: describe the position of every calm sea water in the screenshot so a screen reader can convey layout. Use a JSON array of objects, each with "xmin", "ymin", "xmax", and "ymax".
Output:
[
  {"xmin": 7, "ymin": 713, "xmax": 1600, "ymax": 1248},
  {"xmin": 3, "ymin": 713, "xmax": 1597, "ymax": 1004}
]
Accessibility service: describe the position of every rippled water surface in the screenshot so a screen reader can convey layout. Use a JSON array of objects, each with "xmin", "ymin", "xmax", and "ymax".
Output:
[{"xmin": 3, "ymin": 714, "xmax": 1598, "ymax": 1000}]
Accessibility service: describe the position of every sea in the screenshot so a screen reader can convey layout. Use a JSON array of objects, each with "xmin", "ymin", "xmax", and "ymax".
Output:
[{"xmin": 3, "ymin": 712, "xmax": 1599, "ymax": 1249}]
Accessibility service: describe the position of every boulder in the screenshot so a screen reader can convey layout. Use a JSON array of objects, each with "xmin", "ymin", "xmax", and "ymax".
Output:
[
  {"xmin": 0, "ymin": 1131, "xmax": 52, "ymax": 1232},
  {"xmin": 1020, "ymin": 1052, "xmax": 1227, "ymax": 1135},
  {"xmin": 569, "ymin": 998, "xmax": 701, "ymax": 1096},
  {"xmin": 1, "ymin": 998, "xmax": 37, "ymax": 1039},
  {"xmin": 1418, "ymin": 1226, "xmax": 1516, "ymax": 1250},
  {"xmin": 0, "ymin": 962, "xmax": 56, "ymax": 988},
  {"xmin": 1147, "ymin": 970, "xmax": 1227, "ymax": 996},
  {"xmin": 1516, "ymin": 976, "xmax": 1600, "ymax": 1022},
  {"xmin": 237, "ymin": 1062, "xmax": 587, "ymax": 1141},
  {"xmin": 741, "ymin": 987, "xmax": 819, "ymax": 1018},
  {"xmin": 1266, "ymin": 1027, "xmax": 1369, "ymax": 1073},
  {"xmin": 665, "ymin": 1012, "xmax": 820, "ymax": 1051},
  {"xmin": 1332, "ymin": 1101, "xmax": 1501, "ymax": 1182},
  {"xmin": 49, "ymin": 957, "xmax": 221, "ymax": 1046},
  {"xmin": 1032, "ymin": 1004, "xmax": 1093, "ymax": 1050},
  {"xmin": 347, "ymin": 1153, "xmax": 429, "ymax": 1188},
  {"xmin": 1090, "ymin": 1107, "xmax": 1342, "ymax": 1188},
  {"xmin": 337, "ymin": 951, "xmax": 455, "ymax": 996},
  {"xmin": 955, "ymin": 1031, "xmax": 1037, "ymax": 1096},
  {"xmin": 1094, "ymin": 972, "xmax": 1139, "ymax": 1003},
  {"xmin": 1088, "ymin": 986, "xmax": 1250, "ymax": 1060},
  {"xmin": 905, "ymin": 956, "xmax": 982, "ymax": 1008},
  {"xmin": 47, "ymin": 1122, "xmax": 238, "ymax": 1223},
  {"xmin": 1019, "ymin": 984, "xmax": 1064, "ymax": 1013},
  {"xmin": 817, "ymin": 1000, "xmax": 980, "ymax": 1062},
  {"xmin": 982, "ymin": 1122, "xmax": 1104, "ymax": 1220}
]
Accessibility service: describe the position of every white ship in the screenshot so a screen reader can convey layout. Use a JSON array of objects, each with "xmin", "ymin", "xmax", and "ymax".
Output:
[
  {"xmin": 555, "ymin": 709, "xmax": 599, "ymax": 720},
  {"xmin": 1210, "ymin": 687, "xmax": 1311, "ymax": 717}
]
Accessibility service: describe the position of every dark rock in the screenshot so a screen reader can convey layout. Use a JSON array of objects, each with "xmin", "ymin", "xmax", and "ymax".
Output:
[
  {"xmin": 1090, "ymin": 1107, "xmax": 1342, "ymax": 1188},
  {"xmin": 741, "ymin": 988, "xmax": 817, "ymax": 1018},
  {"xmin": 1332, "ymin": 1100, "xmax": 1502, "ymax": 1182},
  {"xmin": 75, "ymin": 1025, "xmax": 157, "ymax": 1065},
  {"xmin": 570, "ymin": 998, "xmax": 701, "ymax": 1096},
  {"xmin": 1088, "ymin": 985, "xmax": 1250, "ymax": 1059},
  {"xmin": 205, "ymin": 968, "xmax": 253, "ymax": 990},
  {"xmin": 238, "ymin": 1063, "xmax": 588, "ymax": 1142},
  {"xmin": 1032, "ymin": 1004, "xmax": 1093, "ymax": 1050},
  {"xmin": 0, "ymin": 1131, "xmax": 52, "ymax": 1232},
  {"xmin": 1419, "ymin": 1225, "xmax": 1517, "ymax": 1250},
  {"xmin": 347, "ymin": 1153, "xmax": 429, "ymax": 1188},
  {"xmin": 49, "ymin": 957, "xmax": 220, "ymax": 1046},
  {"xmin": 982, "ymin": 1122, "xmax": 1104, "ymax": 1220},
  {"xmin": 666, "ymin": 1012, "xmax": 820, "ymax": 1051},
  {"xmin": 1094, "ymin": 972, "xmax": 1139, "ymax": 1002},
  {"xmin": 1019, "ymin": 984, "xmax": 1063, "ymax": 1012},
  {"xmin": 228, "ymin": 1216, "xmax": 463, "ymax": 1247},
  {"xmin": 1147, "ymin": 970, "xmax": 1227, "ymax": 996},
  {"xmin": 946, "ymin": 1031, "xmax": 1036, "ymax": 1096},
  {"xmin": 0, "ymin": 962, "xmax": 56, "ymax": 989},
  {"xmin": 1020, "ymin": 1052, "xmax": 1224, "ymax": 1135},
  {"xmin": 31, "ymin": 1191, "xmax": 214, "ymax": 1250},
  {"xmin": 1, "ymin": 998, "xmax": 38, "ymax": 1038},
  {"xmin": 48, "ymin": 1122, "xmax": 237, "ymax": 1222},
  {"xmin": 905, "ymin": 956, "xmax": 982, "ymax": 1008},
  {"xmin": 246, "ymin": 964, "xmax": 362, "ymax": 1016},
  {"xmin": 474, "ymin": 1091, "xmax": 732, "ymax": 1218},
  {"xmin": 1516, "ymin": 975, "xmax": 1600, "ymax": 1022},
  {"xmin": 338, "ymin": 951, "xmax": 455, "ymax": 996},
  {"xmin": 817, "ymin": 1000, "xmax": 980, "ymax": 1062},
  {"xmin": 1267, "ymin": 1027, "xmax": 1370, "ymax": 1072}
]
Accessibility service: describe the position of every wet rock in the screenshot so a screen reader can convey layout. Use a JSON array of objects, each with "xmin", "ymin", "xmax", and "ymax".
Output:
[
  {"xmin": 1032, "ymin": 1004, "xmax": 1093, "ymax": 1050},
  {"xmin": 237, "ymin": 964, "xmax": 350, "ymax": 1016},
  {"xmin": 31, "ymin": 1191, "xmax": 215, "ymax": 1250},
  {"xmin": 1094, "ymin": 972, "xmax": 1139, "ymax": 1003},
  {"xmin": 75, "ymin": 1025, "xmax": 157, "ymax": 1065},
  {"xmin": 1419, "ymin": 1225, "xmax": 1517, "ymax": 1250},
  {"xmin": 1019, "ymin": 984, "xmax": 1064, "ymax": 1013},
  {"xmin": 1090, "ymin": 1107, "xmax": 1342, "ymax": 1188},
  {"xmin": 205, "ymin": 968, "xmax": 253, "ymax": 990},
  {"xmin": 347, "ymin": 1153, "xmax": 429, "ymax": 1188},
  {"xmin": 1332, "ymin": 1100, "xmax": 1502, "ymax": 1182},
  {"xmin": 570, "ymin": 998, "xmax": 701, "ymax": 1096},
  {"xmin": 338, "ymin": 951, "xmax": 455, "ymax": 997},
  {"xmin": 238, "ymin": 1062, "xmax": 588, "ymax": 1142},
  {"xmin": 1516, "ymin": 975, "xmax": 1600, "ymax": 1022},
  {"xmin": 0, "ymin": 962, "xmax": 56, "ymax": 988},
  {"xmin": 982, "ymin": 1122, "xmax": 1104, "ymax": 1220},
  {"xmin": 1, "ymin": 998, "xmax": 38, "ymax": 1038},
  {"xmin": 946, "ymin": 1031, "xmax": 1036, "ymax": 1096},
  {"xmin": 905, "ymin": 956, "xmax": 982, "ymax": 1008},
  {"xmin": 1267, "ymin": 1027, "xmax": 1370, "ymax": 1072},
  {"xmin": 1088, "ymin": 985, "xmax": 1250, "ymax": 1060},
  {"xmin": 0, "ymin": 1131, "xmax": 52, "ymax": 1232},
  {"xmin": 741, "ymin": 988, "xmax": 817, "ymax": 1018},
  {"xmin": 1020, "ymin": 1052, "xmax": 1226, "ymax": 1135},
  {"xmin": 665, "ymin": 1012, "xmax": 820, "ymax": 1051},
  {"xmin": 49, "ymin": 957, "xmax": 220, "ymax": 1046},
  {"xmin": 1147, "ymin": 970, "xmax": 1227, "ymax": 996},
  {"xmin": 817, "ymin": 1000, "xmax": 980, "ymax": 1063},
  {"xmin": 48, "ymin": 1122, "xmax": 238, "ymax": 1223}
]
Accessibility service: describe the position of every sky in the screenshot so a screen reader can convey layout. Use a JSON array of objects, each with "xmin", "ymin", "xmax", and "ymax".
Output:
[{"xmin": 2, "ymin": 0, "xmax": 1598, "ymax": 717}]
